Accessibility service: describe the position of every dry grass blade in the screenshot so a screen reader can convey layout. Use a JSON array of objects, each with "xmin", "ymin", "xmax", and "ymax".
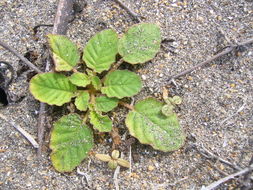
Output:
[
  {"xmin": 0, "ymin": 113, "xmax": 39, "ymax": 148},
  {"xmin": 201, "ymin": 166, "xmax": 253, "ymax": 190},
  {"xmin": 168, "ymin": 37, "xmax": 253, "ymax": 83},
  {"xmin": 0, "ymin": 40, "xmax": 42, "ymax": 73}
]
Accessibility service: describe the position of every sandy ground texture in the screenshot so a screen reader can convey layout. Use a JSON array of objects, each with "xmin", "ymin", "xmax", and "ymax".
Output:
[{"xmin": 0, "ymin": 0, "xmax": 253, "ymax": 189}]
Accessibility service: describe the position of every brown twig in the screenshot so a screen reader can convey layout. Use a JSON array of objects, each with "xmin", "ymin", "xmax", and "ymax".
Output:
[
  {"xmin": 0, "ymin": 113, "xmax": 39, "ymax": 149},
  {"xmin": 111, "ymin": 58, "xmax": 124, "ymax": 72},
  {"xmin": 201, "ymin": 165, "xmax": 253, "ymax": 190},
  {"xmin": 36, "ymin": 102, "xmax": 47, "ymax": 156},
  {"xmin": 101, "ymin": 58, "xmax": 124, "ymax": 83},
  {"xmin": 113, "ymin": 0, "xmax": 142, "ymax": 22},
  {"xmin": 168, "ymin": 37, "xmax": 253, "ymax": 83},
  {"xmin": 52, "ymin": 0, "xmax": 74, "ymax": 35},
  {"xmin": 0, "ymin": 40, "xmax": 43, "ymax": 73},
  {"xmin": 37, "ymin": 0, "xmax": 74, "ymax": 156},
  {"xmin": 119, "ymin": 101, "xmax": 134, "ymax": 110}
]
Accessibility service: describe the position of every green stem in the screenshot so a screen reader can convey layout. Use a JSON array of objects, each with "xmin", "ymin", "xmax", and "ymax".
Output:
[
  {"xmin": 82, "ymin": 110, "xmax": 90, "ymax": 124},
  {"xmin": 90, "ymin": 92, "xmax": 96, "ymax": 104}
]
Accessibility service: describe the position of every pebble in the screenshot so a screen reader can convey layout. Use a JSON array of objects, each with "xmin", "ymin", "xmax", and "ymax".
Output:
[
  {"xmin": 141, "ymin": 75, "xmax": 147, "ymax": 80},
  {"xmin": 159, "ymin": 73, "xmax": 164, "ymax": 77},
  {"xmin": 148, "ymin": 165, "xmax": 155, "ymax": 171}
]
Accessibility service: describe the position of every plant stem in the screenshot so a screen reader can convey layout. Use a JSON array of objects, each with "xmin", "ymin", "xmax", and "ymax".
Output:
[
  {"xmin": 83, "ymin": 110, "xmax": 90, "ymax": 124},
  {"xmin": 90, "ymin": 92, "xmax": 96, "ymax": 104},
  {"xmin": 111, "ymin": 58, "xmax": 124, "ymax": 72},
  {"xmin": 102, "ymin": 58, "xmax": 124, "ymax": 83},
  {"xmin": 119, "ymin": 101, "xmax": 134, "ymax": 110}
]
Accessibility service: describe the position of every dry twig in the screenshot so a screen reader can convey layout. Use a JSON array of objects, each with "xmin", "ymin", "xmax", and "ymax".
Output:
[
  {"xmin": 113, "ymin": 0, "xmax": 142, "ymax": 22},
  {"xmin": 113, "ymin": 132, "xmax": 128, "ymax": 190},
  {"xmin": 197, "ymin": 144, "xmax": 242, "ymax": 171},
  {"xmin": 220, "ymin": 97, "xmax": 247, "ymax": 126},
  {"xmin": 240, "ymin": 155, "xmax": 253, "ymax": 190},
  {"xmin": 201, "ymin": 165, "xmax": 253, "ymax": 190},
  {"xmin": 52, "ymin": 0, "xmax": 74, "ymax": 35},
  {"xmin": 77, "ymin": 167, "xmax": 92, "ymax": 188},
  {"xmin": 0, "ymin": 40, "xmax": 42, "ymax": 73},
  {"xmin": 0, "ymin": 113, "xmax": 39, "ymax": 148},
  {"xmin": 168, "ymin": 37, "xmax": 253, "ymax": 83},
  {"xmin": 113, "ymin": 166, "xmax": 120, "ymax": 190}
]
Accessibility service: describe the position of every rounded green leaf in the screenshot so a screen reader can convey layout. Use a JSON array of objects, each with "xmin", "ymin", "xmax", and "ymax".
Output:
[
  {"xmin": 161, "ymin": 104, "xmax": 174, "ymax": 117},
  {"xmin": 83, "ymin": 29, "xmax": 118, "ymax": 73},
  {"xmin": 69, "ymin": 72, "xmax": 91, "ymax": 87},
  {"xmin": 118, "ymin": 23, "xmax": 161, "ymax": 64},
  {"xmin": 125, "ymin": 98, "xmax": 185, "ymax": 152},
  {"xmin": 91, "ymin": 76, "xmax": 102, "ymax": 90},
  {"xmin": 48, "ymin": 34, "xmax": 79, "ymax": 71},
  {"xmin": 50, "ymin": 114, "xmax": 94, "ymax": 172},
  {"xmin": 89, "ymin": 111, "xmax": 112, "ymax": 132},
  {"xmin": 75, "ymin": 91, "xmax": 90, "ymax": 111},
  {"xmin": 171, "ymin": 96, "xmax": 183, "ymax": 105},
  {"xmin": 101, "ymin": 70, "xmax": 142, "ymax": 99},
  {"xmin": 95, "ymin": 96, "xmax": 118, "ymax": 112},
  {"xmin": 30, "ymin": 73, "xmax": 77, "ymax": 106}
]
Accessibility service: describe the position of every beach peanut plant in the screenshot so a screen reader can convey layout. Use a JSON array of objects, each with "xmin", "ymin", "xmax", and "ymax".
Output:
[{"xmin": 29, "ymin": 23, "xmax": 185, "ymax": 172}]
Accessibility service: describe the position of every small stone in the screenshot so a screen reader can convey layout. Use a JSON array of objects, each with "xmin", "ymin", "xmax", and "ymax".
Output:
[
  {"xmin": 197, "ymin": 16, "xmax": 204, "ymax": 22},
  {"xmin": 217, "ymin": 15, "xmax": 222, "ymax": 20},
  {"xmin": 148, "ymin": 165, "xmax": 155, "ymax": 171},
  {"xmin": 230, "ymin": 83, "xmax": 236, "ymax": 88},
  {"xmin": 129, "ymin": 172, "xmax": 140, "ymax": 178},
  {"xmin": 164, "ymin": 53, "xmax": 172, "ymax": 59},
  {"xmin": 187, "ymin": 76, "xmax": 193, "ymax": 81},
  {"xmin": 141, "ymin": 75, "xmax": 147, "ymax": 80},
  {"xmin": 219, "ymin": 164, "xmax": 225, "ymax": 170}
]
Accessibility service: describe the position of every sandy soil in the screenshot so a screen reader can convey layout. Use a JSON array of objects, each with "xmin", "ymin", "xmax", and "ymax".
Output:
[{"xmin": 0, "ymin": 0, "xmax": 253, "ymax": 189}]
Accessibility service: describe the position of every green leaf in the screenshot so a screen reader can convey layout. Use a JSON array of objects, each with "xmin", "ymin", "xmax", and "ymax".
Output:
[
  {"xmin": 125, "ymin": 98, "xmax": 185, "ymax": 152},
  {"xmin": 101, "ymin": 70, "xmax": 142, "ymax": 99},
  {"xmin": 69, "ymin": 72, "xmax": 91, "ymax": 87},
  {"xmin": 89, "ymin": 111, "xmax": 112, "ymax": 132},
  {"xmin": 95, "ymin": 96, "xmax": 118, "ymax": 112},
  {"xmin": 118, "ymin": 23, "xmax": 161, "ymax": 64},
  {"xmin": 30, "ymin": 73, "xmax": 77, "ymax": 106},
  {"xmin": 161, "ymin": 104, "xmax": 174, "ymax": 117},
  {"xmin": 48, "ymin": 34, "xmax": 79, "ymax": 71},
  {"xmin": 91, "ymin": 76, "xmax": 102, "ymax": 90},
  {"xmin": 50, "ymin": 114, "xmax": 93, "ymax": 172},
  {"xmin": 75, "ymin": 91, "xmax": 90, "ymax": 111},
  {"xmin": 83, "ymin": 29, "xmax": 118, "ymax": 73}
]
